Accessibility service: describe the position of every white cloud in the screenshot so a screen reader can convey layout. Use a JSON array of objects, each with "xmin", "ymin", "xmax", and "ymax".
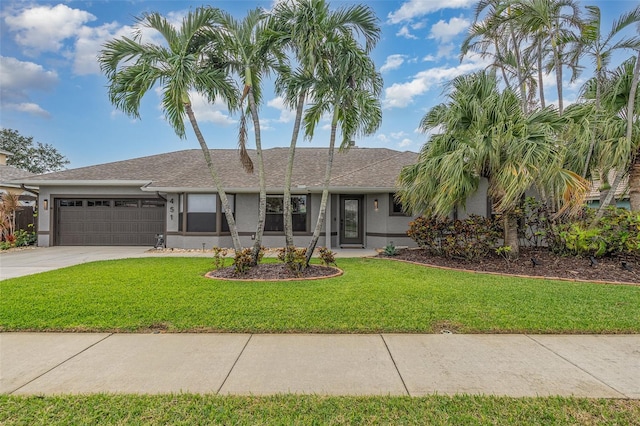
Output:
[
  {"xmin": 376, "ymin": 134, "xmax": 389, "ymax": 143},
  {"xmin": 0, "ymin": 56, "xmax": 57, "ymax": 117},
  {"xmin": 4, "ymin": 4, "xmax": 96, "ymax": 54},
  {"xmin": 380, "ymin": 55, "xmax": 407, "ymax": 73},
  {"xmin": 398, "ymin": 138, "xmax": 412, "ymax": 147},
  {"xmin": 11, "ymin": 103, "xmax": 51, "ymax": 118},
  {"xmin": 383, "ymin": 53, "xmax": 490, "ymax": 109},
  {"xmin": 422, "ymin": 54, "xmax": 437, "ymax": 62},
  {"xmin": 429, "ymin": 16, "xmax": 470, "ymax": 43},
  {"xmin": 391, "ymin": 131, "xmax": 409, "ymax": 139},
  {"xmin": 189, "ymin": 92, "xmax": 236, "ymax": 126},
  {"xmin": 437, "ymin": 43, "xmax": 456, "ymax": 59},
  {"xmin": 388, "ymin": 0, "xmax": 476, "ymax": 24},
  {"xmin": 267, "ymin": 96, "xmax": 296, "ymax": 123},
  {"xmin": 396, "ymin": 25, "xmax": 418, "ymax": 39}
]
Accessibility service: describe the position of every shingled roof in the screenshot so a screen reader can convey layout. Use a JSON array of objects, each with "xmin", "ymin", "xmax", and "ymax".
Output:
[
  {"xmin": 20, "ymin": 148, "xmax": 418, "ymax": 192},
  {"xmin": 0, "ymin": 164, "xmax": 33, "ymax": 183}
]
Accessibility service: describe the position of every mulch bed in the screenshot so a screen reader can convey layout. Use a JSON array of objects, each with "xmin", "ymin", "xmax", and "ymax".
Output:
[
  {"xmin": 204, "ymin": 248, "xmax": 639, "ymax": 284},
  {"xmin": 388, "ymin": 247, "xmax": 640, "ymax": 284},
  {"xmin": 206, "ymin": 263, "xmax": 341, "ymax": 281}
]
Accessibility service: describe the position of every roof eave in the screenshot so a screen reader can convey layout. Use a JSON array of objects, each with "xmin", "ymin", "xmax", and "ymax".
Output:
[{"xmin": 15, "ymin": 180, "xmax": 152, "ymax": 187}]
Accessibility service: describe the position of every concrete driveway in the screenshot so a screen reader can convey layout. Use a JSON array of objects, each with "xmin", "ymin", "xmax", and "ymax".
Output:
[
  {"xmin": 0, "ymin": 246, "xmax": 378, "ymax": 280},
  {"xmin": 0, "ymin": 246, "xmax": 154, "ymax": 280}
]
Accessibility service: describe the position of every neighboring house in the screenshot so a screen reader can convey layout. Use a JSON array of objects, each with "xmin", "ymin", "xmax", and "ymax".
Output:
[
  {"xmin": 0, "ymin": 150, "xmax": 37, "ymax": 207},
  {"xmin": 0, "ymin": 150, "xmax": 38, "ymax": 235},
  {"xmin": 17, "ymin": 147, "xmax": 493, "ymax": 250},
  {"xmin": 586, "ymin": 171, "xmax": 630, "ymax": 209}
]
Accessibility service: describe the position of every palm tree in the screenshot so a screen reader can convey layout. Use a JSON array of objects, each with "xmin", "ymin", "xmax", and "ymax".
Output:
[
  {"xmin": 98, "ymin": 8, "xmax": 243, "ymax": 251},
  {"xmin": 594, "ymin": 54, "xmax": 640, "ymax": 216},
  {"xmin": 575, "ymin": 5, "xmax": 640, "ymax": 178},
  {"xmin": 270, "ymin": 0, "xmax": 380, "ymax": 251},
  {"xmin": 210, "ymin": 8, "xmax": 282, "ymax": 264},
  {"xmin": 302, "ymin": 37, "xmax": 382, "ymax": 265},
  {"xmin": 397, "ymin": 71, "xmax": 587, "ymax": 257},
  {"xmin": 517, "ymin": 0, "xmax": 583, "ymax": 115},
  {"xmin": 462, "ymin": 0, "xmax": 532, "ymax": 112}
]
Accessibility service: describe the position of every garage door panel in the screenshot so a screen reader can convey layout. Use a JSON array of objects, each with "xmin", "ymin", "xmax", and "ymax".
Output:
[{"xmin": 57, "ymin": 198, "xmax": 164, "ymax": 246}]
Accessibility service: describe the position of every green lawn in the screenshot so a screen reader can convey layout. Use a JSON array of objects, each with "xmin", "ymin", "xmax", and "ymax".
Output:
[
  {"xmin": 1, "ymin": 257, "xmax": 638, "ymax": 333},
  {"xmin": 1, "ymin": 394, "xmax": 639, "ymax": 425}
]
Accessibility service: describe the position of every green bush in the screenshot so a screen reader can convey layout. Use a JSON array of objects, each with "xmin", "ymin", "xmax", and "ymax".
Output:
[
  {"xmin": 407, "ymin": 215, "xmax": 502, "ymax": 260},
  {"xmin": 318, "ymin": 247, "xmax": 336, "ymax": 266},
  {"xmin": 233, "ymin": 248, "xmax": 254, "ymax": 275},
  {"xmin": 277, "ymin": 246, "xmax": 307, "ymax": 275},
  {"xmin": 550, "ymin": 208, "xmax": 640, "ymax": 258}
]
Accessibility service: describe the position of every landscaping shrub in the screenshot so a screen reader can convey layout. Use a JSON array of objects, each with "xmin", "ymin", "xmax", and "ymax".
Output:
[
  {"xmin": 233, "ymin": 248, "xmax": 254, "ymax": 275},
  {"xmin": 318, "ymin": 247, "xmax": 336, "ymax": 266},
  {"xmin": 550, "ymin": 208, "xmax": 640, "ymax": 258},
  {"xmin": 277, "ymin": 246, "xmax": 307, "ymax": 275},
  {"xmin": 407, "ymin": 215, "xmax": 502, "ymax": 260}
]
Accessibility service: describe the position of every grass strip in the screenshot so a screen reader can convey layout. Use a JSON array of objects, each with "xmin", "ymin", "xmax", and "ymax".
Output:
[
  {"xmin": 1, "ymin": 394, "xmax": 639, "ymax": 425},
  {"xmin": 1, "ymin": 258, "xmax": 639, "ymax": 333}
]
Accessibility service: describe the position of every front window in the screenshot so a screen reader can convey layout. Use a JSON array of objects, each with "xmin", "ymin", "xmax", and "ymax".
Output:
[
  {"xmin": 179, "ymin": 193, "xmax": 235, "ymax": 233},
  {"xmin": 265, "ymin": 195, "xmax": 308, "ymax": 232},
  {"xmin": 186, "ymin": 194, "xmax": 216, "ymax": 232},
  {"xmin": 389, "ymin": 193, "xmax": 409, "ymax": 216}
]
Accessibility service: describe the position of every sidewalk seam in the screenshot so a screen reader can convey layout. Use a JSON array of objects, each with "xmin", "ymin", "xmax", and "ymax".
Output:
[
  {"xmin": 525, "ymin": 335, "xmax": 629, "ymax": 399},
  {"xmin": 7, "ymin": 333, "xmax": 114, "ymax": 395},
  {"xmin": 216, "ymin": 334, "xmax": 252, "ymax": 394},
  {"xmin": 380, "ymin": 334, "xmax": 410, "ymax": 396}
]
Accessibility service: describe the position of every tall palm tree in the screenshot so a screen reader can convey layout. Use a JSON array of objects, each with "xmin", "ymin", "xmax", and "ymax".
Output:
[
  {"xmin": 210, "ymin": 8, "xmax": 282, "ymax": 264},
  {"xmin": 98, "ymin": 8, "xmax": 243, "ymax": 251},
  {"xmin": 575, "ymin": 5, "xmax": 640, "ymax": 178},
  {"xmin": 270, "ymin": 0, "xmax": 380, "ymax": 250},
  {"xmin": 397, "ymin": 71, "xmax": 587, "ymax": 257},
  {"xmin": 462, "ymin": 0, "xmax": 532, "ymax": 112},
  {"xmin": 518, "ymin": 0, "xmax": 583, "ymax": 115},
  {"xmin": 594, "ymin": 54, "xmax": 640, "ymax": 216},
  {"xmin": 302, "ymin": 37, "xmax": 382, "ymax": 265}
]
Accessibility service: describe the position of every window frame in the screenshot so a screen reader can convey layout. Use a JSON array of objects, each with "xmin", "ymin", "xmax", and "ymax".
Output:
[
  {"xmin": 389, "ymin": 193, "xmax": 410, "ymax": 216},
  {"xmin": 179, "ymin": 193, "xmax": 235, "ymax": 235},
  {"xmin": 264, "ymin": 194, "xmax": 310, "ymax": 234}
]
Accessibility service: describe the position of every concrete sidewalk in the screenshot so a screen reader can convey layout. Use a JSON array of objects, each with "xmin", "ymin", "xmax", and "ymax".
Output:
[{"xmin": 2, "ymin": 333, "xmax": 638, "ymax": 398}]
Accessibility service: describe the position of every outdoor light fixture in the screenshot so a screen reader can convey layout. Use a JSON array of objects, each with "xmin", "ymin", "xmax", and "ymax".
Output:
[
  {"xmin": 374, "ymin": 199, "xmax": 379, "ymax": 212},
  {"xmin": 43, "ymin": 199, "xmax": 49, "ymax": 211}
]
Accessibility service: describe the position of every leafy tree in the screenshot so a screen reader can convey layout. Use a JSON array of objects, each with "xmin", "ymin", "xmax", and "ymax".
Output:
[
  {"xmin": 0, "ymin": 128, "xmax": 69, "ymax": 174},
  {"xmin": 98, "ymin": 7, "xmax": 243, "ymax": 251},
  {"xmin": 270, "ymin": 0, "xmax": 380, "ymax": 250},
  {"xmin": 397, "ymin": 71, "xmax": 586, "ymax": 257}
]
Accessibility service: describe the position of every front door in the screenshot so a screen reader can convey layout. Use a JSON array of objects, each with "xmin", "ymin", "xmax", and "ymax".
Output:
[{"xmin": 340, "ymin": 196, "xmax": 364, "ymax": 246}]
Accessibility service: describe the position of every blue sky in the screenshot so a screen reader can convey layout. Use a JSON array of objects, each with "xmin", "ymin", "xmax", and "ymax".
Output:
[{"xmin": 1, "ymin": 0, "xmax": 638, "ymax": 169}]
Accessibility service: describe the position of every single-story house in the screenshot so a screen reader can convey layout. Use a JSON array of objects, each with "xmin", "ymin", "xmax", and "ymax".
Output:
[{"xmin": 13, "ymin": 147, "xmax": 491, "ymax": 250}]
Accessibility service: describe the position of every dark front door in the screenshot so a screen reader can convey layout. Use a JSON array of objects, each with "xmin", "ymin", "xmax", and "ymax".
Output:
[{"xmin": 340, "ymin": 196, "xmax": 364, "ymax": 246}]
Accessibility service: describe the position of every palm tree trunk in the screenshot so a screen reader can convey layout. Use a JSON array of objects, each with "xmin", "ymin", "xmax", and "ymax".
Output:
[
  {"xmin": 185, "ymin": 104, "xmax": 242, "ymax": 252},
  {"xmin": 597, "ymin": 52, "xmax": 640, "ymax": 217},
  {"xmin": 630, "ymin": 153, "xmax": 640, "ymax": 211},
  {"xmin": 283, "ymin": 92, "xmax": 306, "ymax": 249},
  {"xmin": 503, "ymin": 213, "xmax": 519, "ymax": 258},
  {"xmin": 247, "ymin": 87, "xmax": 266, "ymax": 264},
  {"xmin": 305, "ymin": 112, "xmax": 338, "ymax": 266},
  {"xmin": 537, "ymin": 40, "xmax": 545, "ymax": 108}
]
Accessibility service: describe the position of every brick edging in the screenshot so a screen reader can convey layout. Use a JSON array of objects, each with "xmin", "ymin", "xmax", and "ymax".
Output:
[
  {"xmin": 372, "ymin": 257, "xmax": 640, "ymax": 287},
  {"xmin": 204, "ymin": 267, "xmax": 344, "ymax": 282}
]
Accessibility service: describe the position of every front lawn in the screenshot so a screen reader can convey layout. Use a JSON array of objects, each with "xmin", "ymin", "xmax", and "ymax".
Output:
[{"xmin": 1, "ymin": 257, "xmax": 638, "ymax": 333}]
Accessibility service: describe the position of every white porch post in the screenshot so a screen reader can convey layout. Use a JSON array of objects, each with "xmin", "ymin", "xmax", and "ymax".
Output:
[{"xmin": 325, "ymin": 193, "xmax": 332, "ymax": 249}]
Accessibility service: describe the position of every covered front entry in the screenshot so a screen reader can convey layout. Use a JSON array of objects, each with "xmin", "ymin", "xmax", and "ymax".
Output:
[
  {"xmin": 55, "ymin": 197, "xmax": 165, "ymax": 246},
  {"xmin": 339, "ymin": 195, "xmax": 364, "ymax": 247}
]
